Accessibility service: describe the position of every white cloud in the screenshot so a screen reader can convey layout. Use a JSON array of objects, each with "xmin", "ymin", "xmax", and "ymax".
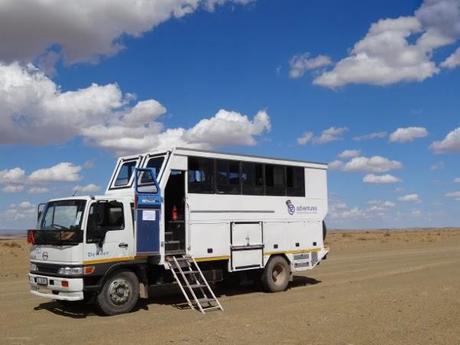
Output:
[
  {"xmin": 28, "ymin": 187, "xmax": 49, "ymax": 194},
  {"xmin": 313, "ymin": 0, "xmax": 460, "ymax": 88},
  {"xmin": 0, "ymin": 167, "xmax": 26, "ymax": 184},
  {"xmin": 0, "ymin": 0, "xmax": 254, "ymax": 66},
  {"xmin": 389, "ymin": 127, "xmax": 428, "ymax": 143},
  {"xmin": 73, "ymin": 184, "xmax": 100, "ymax": 194},
  {"xmin": 29, "ymin": 162, "xmax": 82, "ymax": 183},
  {"xmin": 342, "ymin": 156, "xmax": 403, "ymax": 173},
  {"xmin": 297, "ymin": 132, "xmax": 314, "ymax": 145},
  {"xmin": 454, "ymin": 177, "xmax": 460, "ymax": 183},
  {"xmin": 314, "ymin": 127, "xmax": 348, "ymax": 144},
  {"xmin": 328, "ymin": 160, "xmax": 344, "ymax": 170},
  {"xmin": 363, "ymin": 174, "xmax": 401, "ymax": 184},
  {"xmin": 445, "ymin": 191, "xmax": 460, "ymax": 200},
  {"xmin": 430, "ymin": 161, "xmax": 445, "ymax": 170},
  {"xmin": 398, "ymin": 193, "xmax": 421, "ymax": 203},
  {"xmin": 289, "ymin": 53, "xmax": 332, "ymax": 79},
  {"xmin": 338, "ymin": 149, "xmax": 361, "ymax": 159},
  {"xmin": 353, "ymin": 131, "xmax": 387, "ymax": 141},
  {"xmin": 441, "ymin": 47, "xmax": 460, "ymax": 68},
  {"xmin": 2, "ymin": 185, "xmax": 25, "ymax": 193},
  {"xmin": 1, "ymin": 201, "xmax": 35, "ymax": 222},
  {"xmin": 430, "ymin": 127, "xmax": 460, "ymax": 153},
  {"xmin": 0, "ymin": 63, "xmax": 270, "ymax": 155}
]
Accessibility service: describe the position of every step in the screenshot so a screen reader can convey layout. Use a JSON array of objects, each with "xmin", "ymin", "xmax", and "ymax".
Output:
[
  {"xmin": 165, "ymin": 231, "xmax": 173, "ymax": 236},
  {"xmin": 202, "ymin": 305, "xmax": 221, "ymax": 311},
  {"xmin": 165, "ymin": 240, "xmax": 181, "ymax": 244},
  {"xmin": 195, "ymin": 297, "xmax": 215, "ymax": 305},
  {"xmin": 182, "ymin": 270, "xmax": 199, "ymax": 275},
  {"xmin": 189, "ymin": 283, "xmax": 206, "ymax": 289}
]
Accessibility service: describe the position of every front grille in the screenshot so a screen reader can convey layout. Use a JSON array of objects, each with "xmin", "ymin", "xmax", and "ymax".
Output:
[{"xmin": 34, "ymin": 263, "xmax": 60, "ymax": 275}]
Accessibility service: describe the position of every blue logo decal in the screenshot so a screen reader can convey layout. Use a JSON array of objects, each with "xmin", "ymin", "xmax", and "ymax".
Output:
[{"xmin": 286, "ymin": 200, "xmax": 295, "ymax": 215}]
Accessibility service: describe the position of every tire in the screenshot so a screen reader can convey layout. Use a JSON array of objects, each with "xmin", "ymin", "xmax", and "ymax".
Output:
[
  {"xmin": 96, "ymin": 270, "xmax": 139, "ymax": 316},
  {"xmin": 261, "ymin": 256, "xmax": 291, "ymax": 292},
  {"xmin": 322, "ymin": 221, "xmax": 327, "ymax": 241}
]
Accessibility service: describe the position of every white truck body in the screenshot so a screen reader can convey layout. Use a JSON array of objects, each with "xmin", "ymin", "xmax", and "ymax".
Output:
[{"xmin": 28, "ymin": 147, "xmax": 329, "ymax": 313}]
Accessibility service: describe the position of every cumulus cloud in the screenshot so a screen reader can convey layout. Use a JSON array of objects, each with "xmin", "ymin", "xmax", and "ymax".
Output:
[
  {"xmin": 0, "ymin": 162, "xmax": 84, "ymax": 194},
  {"xmin": 73, "ymin": 184, "xmax": 101, "ymax": 194},
  {"xmin": 29, "ymin": 162, "xmax": 82, "ymax": 183},
  {"xmin": 1, "ymin": 201, "xmax": 36, "ymax": 222},
  {"xmin": 430, "ymin": 127, "xmax": 460, "ymax": 153},
  {"xmin": 441, "ymin": 47, "xmax": 460, "ymax": 68},
  {"xmin": 314, "ymin": 127, "xmax": 348, "ymax": 144},
  {"xmin": 328, "ymin": 160, "xmax": 344, "ymax": 170},
  {"xmin": 398, "ymin": 193, "xmax": 421, "ymax": 203},
  {"xmin": 328, "ymin": 198, "xmax": 396, "ymax": 221},
  {"xmin": 313, "ymin": 0, "xmax": 460, "ymax": 88},
  {"xmin": 363, "ymin": 174, "xmax": 401, "ymax": 184},
  {"xmin": 454, "ymin": 177, "xmax": 460, "ymax": 183},
  {"xmin": 353, "ymin": 131, "xmax": 388, "ymax": 141},
  {"xmin": 338, "ymin": 149, "xmax": 361, "ymax": 159},
  {"xmin": 342, "ymin": 156, "xmax": 403, "ymax": 173},
  {"xmin": 297, "ymin": 132, "xmax": 314, "ymax": 145},
  {"xmin": 289, "ymin": 53, "xmax": 332, "ymax": 79},
  {"xmin": 389, "ymin": 127, "xmax": 428, "ymax": 143},
  {"xmin": 0, "ymin": 0, "xmax": 254, "ymax": 66},
  {"xmin": 0, "ymin": 63, "xmax": 270, "ymax": 155}
]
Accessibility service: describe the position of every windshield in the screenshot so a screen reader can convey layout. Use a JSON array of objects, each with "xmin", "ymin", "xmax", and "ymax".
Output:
[{"xmin": 39, "ymin": 200, "xmax": 86, "ymax": 230}]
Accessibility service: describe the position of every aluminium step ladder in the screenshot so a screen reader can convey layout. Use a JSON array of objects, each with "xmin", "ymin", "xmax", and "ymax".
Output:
[{"xmin": 166, "ymin": 255, "xmax": 224, "ymax": 314}]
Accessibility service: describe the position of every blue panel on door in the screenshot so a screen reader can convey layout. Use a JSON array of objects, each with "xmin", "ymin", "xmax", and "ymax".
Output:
[{"xmin": 136, "ymin": 209, "xmax": 160, "ymax": 255}]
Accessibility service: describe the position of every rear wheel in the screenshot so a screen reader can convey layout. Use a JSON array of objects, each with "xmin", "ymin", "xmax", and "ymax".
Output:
[
  {"xmin": 261, "ymin": 256, "xmax": 290, "ymax": 292},
  {"xmin": 96, "ymin": 270, "xmax": 139, "ymax": 316}
]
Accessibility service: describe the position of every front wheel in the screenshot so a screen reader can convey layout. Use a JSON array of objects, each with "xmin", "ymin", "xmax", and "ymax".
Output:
[
  {"xmin": 96, "ymin": 270, "xmax": 139, "ymax": 316},
  {"xmin": 261, "ymin": 256, "xmax": 291, "ymax": 292}
]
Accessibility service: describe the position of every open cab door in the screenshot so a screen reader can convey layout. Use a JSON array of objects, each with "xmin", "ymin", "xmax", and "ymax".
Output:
[{"xmin": 134, "ymin": 168, "xmax": 161, "ymax": 256}]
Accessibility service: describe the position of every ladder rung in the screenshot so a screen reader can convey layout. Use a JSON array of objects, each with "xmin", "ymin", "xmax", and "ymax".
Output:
[
  {"xmin": 165, "ymin": 240, "xmax": 180, "ymax": 244},
  {"xmin": 202, "ymin": 305, "xmax": 221, "ymax": 311},
  {"xmin": 165, "ymin": 231, "xmax": 173, "ymax": 236},
  {"xmin": 182, "ymin": 270, "xmax": 199, "ymax": 274},
  {"xmin": 195, "ymin": 297, "xmax": 215, "ymax": 304},
  {"xmin": 189, "ymin": 284, "xmax": 206, "ymax": 289}
]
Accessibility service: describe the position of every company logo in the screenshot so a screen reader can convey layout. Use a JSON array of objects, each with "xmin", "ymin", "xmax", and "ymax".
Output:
[
  {"xmin": 286, "ymin": 200, "xmax": 296, "ymax": 215},
  {"xmin": 42, "ymin": 251, "xmax": 49, "ymax": 261},
  {"xmin": 286, "ymin": 200, "xmax": 318, "ymax": 215}
]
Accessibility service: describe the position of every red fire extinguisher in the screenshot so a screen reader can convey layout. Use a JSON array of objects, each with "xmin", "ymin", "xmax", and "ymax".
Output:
[{"xmin": 172, "ymin": 205, "xmax": 178, "ymax": 221}]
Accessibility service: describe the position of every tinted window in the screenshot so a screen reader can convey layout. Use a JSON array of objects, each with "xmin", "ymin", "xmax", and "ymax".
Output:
[
  {"xmin": 146, "ymin": 156, "xmax": 164, "ymax": 178},
  {"xmin": 287, "ymin": 166, "xmax": 305, "ymax": 196},
  {"xmin": 242, "ymin": 162, "xmax": 264, "ymax": 195},
  {"xmin": 265, "ymin": 164, "xmax": 286, "ymax": 196},
  {"xmin": 114, "ymin": 161, "xmax": 137, "ymax": 187},
  {"xmin": 87, "ymin": 202, "xmax": 124, "ymax": 232},
  {"xmin": 188, "ymin": 157, "xmax": 214, "ymax": 193},
  {"xmin": 216, "ymin": 160, "xmax": 240, "ymax": 194}
]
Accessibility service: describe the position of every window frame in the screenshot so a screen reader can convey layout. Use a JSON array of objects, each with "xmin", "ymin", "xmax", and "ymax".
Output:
[{"xmin": 109, "ymin": 157, "xmax": 141, "ymax": 190}]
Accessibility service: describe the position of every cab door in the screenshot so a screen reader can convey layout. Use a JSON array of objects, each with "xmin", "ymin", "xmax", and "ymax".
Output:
[{"xmin": 85, "ymin": 201, "xmax": 134, "ymax": 262}]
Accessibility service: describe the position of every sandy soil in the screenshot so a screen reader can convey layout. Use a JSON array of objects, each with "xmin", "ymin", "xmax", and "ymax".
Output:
[{"xmin": 1, "ymin": 229, "xmax": 460, "ymax": 345}]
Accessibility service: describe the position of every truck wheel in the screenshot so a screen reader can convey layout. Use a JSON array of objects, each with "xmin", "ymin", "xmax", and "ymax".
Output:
[
  {"xmin": 323, "ymin": 221, "xmax": 327, "ymax": 241},
  {"xmin": 261, "ymin": 256, "xmax": 290, "ymax": 292},
  {"xmin": 96, "ymin": 270, "xmax": 139, "ymax": 316}
]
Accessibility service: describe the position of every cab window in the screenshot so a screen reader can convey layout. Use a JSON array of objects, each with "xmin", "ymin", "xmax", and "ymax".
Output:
[{"xmin": 114, "ymin": 160, "xmax": 137, "ymax": 187}]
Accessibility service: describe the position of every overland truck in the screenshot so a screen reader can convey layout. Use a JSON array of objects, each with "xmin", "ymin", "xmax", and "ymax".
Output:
[{"xmin": 28, "ymin": 147, "xmax": 329, "ymax": 315}]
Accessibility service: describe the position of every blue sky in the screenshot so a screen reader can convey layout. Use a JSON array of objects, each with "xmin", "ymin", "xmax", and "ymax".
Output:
[{"xmin": 0, "ymin": 0, "xmax": 459, "ymax": 229}]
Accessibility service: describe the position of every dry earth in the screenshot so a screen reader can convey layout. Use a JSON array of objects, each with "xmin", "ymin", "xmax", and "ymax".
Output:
[{"xmin": 1, "ymin": 229, "xmax": 460, "ymax": 345}]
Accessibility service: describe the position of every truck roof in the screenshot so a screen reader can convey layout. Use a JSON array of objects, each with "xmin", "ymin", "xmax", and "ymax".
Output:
[{"xmin": 118, "ymin": 147, "xmax": 328, "ymax": 169}]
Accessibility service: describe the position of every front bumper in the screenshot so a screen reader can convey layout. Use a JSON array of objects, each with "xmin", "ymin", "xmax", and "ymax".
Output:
[{"xmin": 29, "ymin": 273, "xmax": 84, "ymax": 301}]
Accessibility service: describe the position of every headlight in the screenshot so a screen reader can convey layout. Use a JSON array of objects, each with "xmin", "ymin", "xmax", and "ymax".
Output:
[
  {"xmin": 30, "ymin": 263, "xmax": 38, "ymax": 272},
  {"xmin": 58, "ymin": 266, "xmax": 83, "ymax": 276}
]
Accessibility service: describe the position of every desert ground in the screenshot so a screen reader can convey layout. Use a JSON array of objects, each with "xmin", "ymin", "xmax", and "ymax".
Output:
[{"xmin": 1, "ymin": 229, "xmax": 460, "ymax": 345}]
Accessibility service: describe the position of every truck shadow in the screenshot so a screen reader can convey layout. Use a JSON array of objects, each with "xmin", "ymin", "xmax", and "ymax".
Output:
[{"xmin": 34, "ymin": 275, "xmax": 321, "ymax": 317}]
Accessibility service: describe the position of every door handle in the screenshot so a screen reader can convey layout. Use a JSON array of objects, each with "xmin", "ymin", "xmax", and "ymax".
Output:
[{"xmin": 118, "ymin": 243, "xmax": 128, "ymax": 248}]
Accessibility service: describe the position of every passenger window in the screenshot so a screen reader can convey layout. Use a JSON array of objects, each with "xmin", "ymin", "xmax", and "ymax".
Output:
[
  {"xmin": 188, "ymin": 157, "xmax": 215, "ymax": 193},
  {"xmin": 241, "ymin": 162, "xmax": 264, "ymax": 195},
  {"xmin": 286, "ymin": 166, "xmax": 305, "ymax": 196},
  {"xmin": 216, "ymin": 160, "xmax": 240, "ymax": 194},
  {"xmin": 87, "ymin": 202, "xmax": 125, "ymax": 243},
  {"xmin": 146, "ymin": 156, "xmax": 164, "ymax": 178},
  {"xmin": 114, "ymin": 161, "xmax": 137, "ymax": 187},
  {"xmin": 265, "ymin": 164, "xmax": 286, "ymax": 196}
]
